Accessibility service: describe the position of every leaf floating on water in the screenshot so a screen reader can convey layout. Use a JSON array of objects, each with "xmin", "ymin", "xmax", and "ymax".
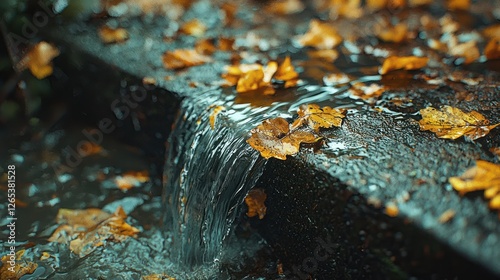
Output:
[
  {"xmin": 449, "ymin": 160, "xmax": 500, "ymax": 211},
  {"xmin": 245, "ymin": 188, "xmax": 267, "ymax": 219},
  {"xmin": 99, "ymin": 26, "xmax": 129, "ymax": 44},
  {"xmin": 379, "ymin": 56, "xmax": 428, "ymax": 74},
  {"xmin": 48, "ymin": 207, "xmax": 140, "ymax": 257},
  {"xmin": 418, "ymin": 106, "xmax": 499, "ymax": 140},
  {"xmin": 209, "ymin": 105, "xmax": 226, "ymax": 129},
  {"xmin": 18, "ymin": 41, "xmax": 60, "ymax": 79},
  {"xmin": 247, "ymin": 117, "xmax": 317, "ymax": 160},
  {"xmin": 162, "ymin": 49, "xmax": 211, "ymax": 70},
  {"xmin": 296, "ymin": 19, "xmax": 343, "ymax": 50},
  {"xmin": 292, "ymin": 104, "xmax": 346, "ymax": 132}
]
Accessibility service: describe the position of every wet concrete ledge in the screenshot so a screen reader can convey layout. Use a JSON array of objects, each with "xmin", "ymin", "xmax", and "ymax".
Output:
[{"xmin": 36, "ymin": 1, "xmax": 500, "ymax": 279}]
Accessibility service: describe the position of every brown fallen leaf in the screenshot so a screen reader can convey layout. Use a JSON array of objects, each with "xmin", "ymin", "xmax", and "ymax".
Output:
[
  {"xmin": 0, "ymin": 250, "xmax": 38, "ymax": 280},
  {"xmin": 218, "ymin": 37, "xmax": 235, "ymax": 51},
  {"xmin": 236, "ymin": 68, "xmax": 275, "ymax": 95},
  {"xmin": 162, "ymin": 49, "xmax": 211, "ymax": 70},
  {"xmin": 449, "ymin": 160, "xmax": 500, "ymax": 210},
  {"xmin": 446, "ymin": 0, "xmax": 470, "ymax": 10},
  {"xmin": 483, "ymin": 24, "xmax": 500, "ymax": 40},
  {"xmin": 209, "ymin": 105, "xmax": 225, "ymax": 129},
  {"xmin": 419, "ymin": 106, "xmax": 500, "ymax": 140},
  {"xmin": 379, "ymin": 56, "xmax": 429, "ymax": 75},
  {"xmin": 327, "ymin": 0, "xmax": 364, "ymax": 19},
  {"xmin": 485, "ymin": 38, "xmax": 500, "ymax": 61},
  {"xmin": 292, "ymin": 104, "xmax": 346, "ymax": 132},
  {"xmin": 307, "ymin": 49, "xmax": 339, "ymax": 63},
  {"xmin": 114, "ymin": 170, "xmax": 149, "ymax": 191},
  {"xmin": 297, "ymin": 19, "xmax": 343, "ymax": 50},
  {"xmin": 195, "ymin": 38, "xmax": 217, "ymax": 55},
  {"xmin": 99, "ymin": 26, "xmax": 129, "ymax": 44},
  {"xmin": 220, "ymin": 2, "xmax": 237, "ymax": 26},
  {"xmin": 179, "ymin": 19, "xmax": 206, "ymax": 37},
  {"xmin": 49, "ymin": 207, "xmax": 140, "ymax": 257},
  {"xmin": 245, "ymin": 188, "xmax": 267, "ymax": 219},
  {"xmin": 17, "ymin": 41, "xmax": 60, "ymax": 79},
  {"xmin": 376, "ymin": 23, "xmax": 408, "ymax": 43},
  {"xmin": 266, "ymin": 0, "xmax": 305, "ymax": 15},
  {"xmin": 247, "ymin": 117, "xmax": 317, "ymax": 160}
]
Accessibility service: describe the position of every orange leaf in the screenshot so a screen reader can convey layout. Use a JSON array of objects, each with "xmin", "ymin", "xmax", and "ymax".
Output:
[
  {"xmin": 485, "ymin": 38, "xmax": 500, "ymax": 61},
  {"xmin": 483, "ymin": 24, "xmax": 500, "ymax": 40},
  {"xmin": 379, "ymin": 56, "xmax": 428, "ymax": 75},
  {"xmin": 0, "ymin": 251, "xmax": 37, "ymax": 280},
  {"xmin": 297, "ymin": 19, "xmax": 343, "ymax": 50},
  {"xmin": 179, "ymin": 19, "xmax": 206, "ymax": 37},
  {"xmin": 348, "ymin": 82, "xmax": 386, "ymax": 100},
  {"xmin": 114, "ymin": 170, "xmax": 149, "ymax": 191},
  {"xmin": 19, "ymin": 41, "xmax": 60, "ymax": 79},
  {"xmin": 98, "ymin": 26, "xmax": 129, "ymax": 44},
  {"xmin": 274, "ymin": 56, "xmax": 299, "ymax": 87},
  {"xmin": 376, "ymin": 23, "xmax": 408, "ymax": 43},
  {"xmin": 247, "ymin": 117, "xmax": 317, "ymax": 160},
  {"xmin": 448, "ymin": 40, "xmax": 480, "ymax": 64},
  {"xmin": 419, "ymin": 106, "xmax": 500, "ymax": 140},
  {"xmin": 291, "ymin": 104, "xmax": 346, "ymax": 132},
  {"xmin": 266, "ymin": 0, "xmax": 305, "ymax": 15},
  {"xmin": 162, "ymin": 49, "xmax": 211, "ymax": 70},
  {"xmin": 245, "ymin": 188, "xmax": 267, "ymax": 219},
  {"xmin": 449, "ymin": 160, "xmax": 500, "ymax": 211},
  {"xmin": 209, "ymin": 105, "xmax": 225, "ymax": 129},
  {"xmin": 307, "ymin": 49, "xmax": 339, "ymax": 62},
  {"xmin": 195, "ymin": 38, "xmax": 217, "ymax": 55},
  {"xmin": 446, "ymin": 0, "xmax": 470, "ymax": 10}
]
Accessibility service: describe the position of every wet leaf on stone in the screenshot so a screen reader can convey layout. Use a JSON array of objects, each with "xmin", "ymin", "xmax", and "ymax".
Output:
[
  {"xmin": 247, "ymin": 117, "xmax": 317, "ymax": 160},
  {"xmin": 245, "ymin": 188, "xmax": 267, "ymax": 219},
  {"xmin": 18, "ymin": 41, "xmax": 60, "ymax": 79},
  {"xmin": 291, "ymin": 104, "xmax": 346, "ymax": 132},
  {"xmin": 209, "ymin": 105, "xmax": 226, "ymax": 129},
  {"xmin": 48, "ymin": 207, "xmax": 140, "ymax": 257},
  {"xmin": 142, "ymin": 274, "xmax": 176, "ymax": 280},
  {"xmin": 99, "ymin": 26, "xmax": 129, "ymax": 44},
  {"xmin": 0, "ymin": 250, "xmax": 38, "ymax": 280},
  {"xmin": 348, "ymin": 82, "xmax": 386, "ymax": 100},
  {"xmin": 485, "ymin": 38, "xmax": 500, "ymax": 61},
  {"xmin": 418, "ymin": 106, "xmax": 500, "ymax": 140},
  {"xmin": 449, "ymin": 160, "xmax": 500, "ymax": 211},
  {"xmin": 179, "ymin": 19, "xmax": 207, "ymax": 37},
  {"xmin": 266, "ymin": 0, "xmax": 305, "ymax": 15},
  {"xmin": 297, "ymin": 19, "xmax": 343, "ymax": 50},
  {"xmin": 379, "ymin": 56, "xmax": 429, "ymax": 74},
  {"xmin": 114, "ymin": 170, "xmax": 149, "ymax": 191},
  {"xmin": 162, "ymin": 49, "xmax": 211, "ymax": 70},
  {"xmin": 376, "ymin": 22, "xmax": 408, "ymax": 43}
]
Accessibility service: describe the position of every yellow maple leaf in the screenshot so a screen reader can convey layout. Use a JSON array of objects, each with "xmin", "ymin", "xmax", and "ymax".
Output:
[
  {"xmin": 247, "ymin": 117, "xmax": 318, "ymax": 160},
  {"xmin": 379, "ymin": 56, "xmax": 428, "ymax": 75},
  {"xmin": 419, "ymin": 106, "xmax": 499, "ymax": 140},
  {"xmin": 449, "ymin": 160, "xmax": 500, "ymax": 210},
  {"xmin": 292, "ymin": 104, "xmax": 346, "ymax": 132}
]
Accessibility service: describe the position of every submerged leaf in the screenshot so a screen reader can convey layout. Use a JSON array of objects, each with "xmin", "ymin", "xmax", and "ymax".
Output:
[
  {"xmin": 297, "ymin": 19, "xmax": 342, "ymax": 50},
  {"xmin": 247, "ymin": 117, "xmax": 317, "ymax": 160},
  {"xmin": 162, "ymin": 49, "xmax": 211, "ymax": 70},
  {"xmin": 379, "ymin": 56, "xmax": 428, "ymax": 74},
  {"xmin": 292, "ymin": 104, "xmax": 346, "ymax": 132},
  {"xmin": 209, "ymin": 105, "xmax": 226, "ymax": 129},
  {"xmin": 245, "ymin": 188, "xmax": 267, "ymax": 219},
  {"xmin": 449, "ymin": 160, "xmax": 500, "ymax": 210},
  {"xmin": 419, "ymin": 106, "xmax": 499, "ymax": 140}
]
